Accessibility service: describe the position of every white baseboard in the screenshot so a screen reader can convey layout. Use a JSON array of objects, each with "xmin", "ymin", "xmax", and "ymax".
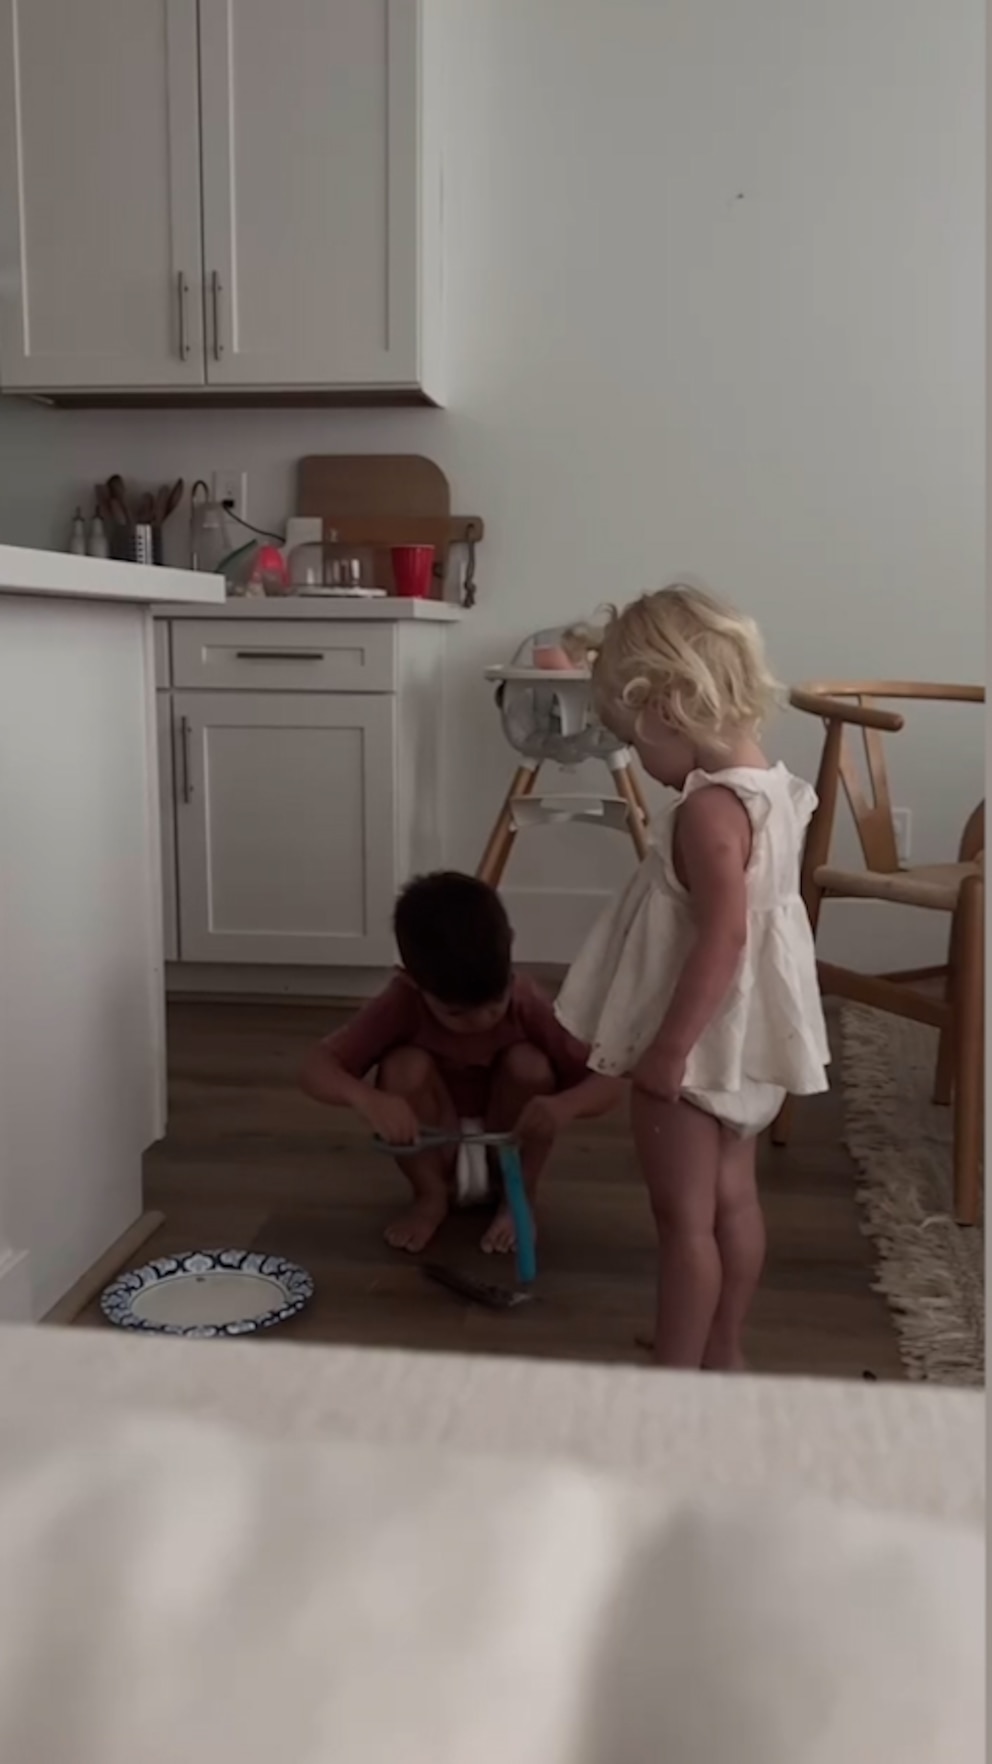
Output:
[
  {"xmin": 0, "ymin": 1248, "xmax": 32, "ymax": 1323},
  {"xmin": 166, "ymin": 963, "xmax": 386, "ymax": 1002}
]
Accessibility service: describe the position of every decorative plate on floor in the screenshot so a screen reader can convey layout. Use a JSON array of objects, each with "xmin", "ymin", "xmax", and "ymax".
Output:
[{"xmin": 101, "ymin": 1250, "xmax": 314, "ymax": 1339}]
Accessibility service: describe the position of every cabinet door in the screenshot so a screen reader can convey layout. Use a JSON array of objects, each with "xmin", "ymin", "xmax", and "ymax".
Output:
[
  {"xmin": 174, "ymin": 692, "xmax": 396, "ymax": 965},
  {"xmin": 0, "ymin": 0, "xmax": 204, "ymax": 389},
  {"xmin": 198, "ymin": 0, "xmax": 419, "ymax": 387},
  {"xmin": 156, "ymin": 693, "xmax": 179, "ymax": 962}
]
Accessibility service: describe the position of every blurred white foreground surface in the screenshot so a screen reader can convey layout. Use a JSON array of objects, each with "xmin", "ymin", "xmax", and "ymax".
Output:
[{"xmin": 0, "ymin": 1407, "xmax": 981, "ymax": 1764}]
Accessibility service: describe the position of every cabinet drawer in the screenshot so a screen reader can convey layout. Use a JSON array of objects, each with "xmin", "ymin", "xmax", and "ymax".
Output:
[{"xmin": 171, "ymin": 621, "xmax": 397, "ymax": 693}]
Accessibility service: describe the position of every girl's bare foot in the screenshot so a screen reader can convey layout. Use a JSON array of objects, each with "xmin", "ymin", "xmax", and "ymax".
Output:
[
  {"xmin": 384, "ymin": 1195, "xmax": 447, "ymax": 1253},
  {"xmin": 703, "ymin": 1349, "xmax": 749, "ymax": 1372},
  {"xmin": 634, "ymin": 1332, "xmax": 748, "ymax": 1371}
]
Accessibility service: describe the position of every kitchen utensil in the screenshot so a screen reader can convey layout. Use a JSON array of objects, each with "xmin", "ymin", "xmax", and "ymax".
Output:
[
  {"xmin": 392, "ymin": 544, "xmax": 435, "ymax": 598},
  {"xmin": 154, "ymin": 479, "xmax": 184, "ymax": 527}
]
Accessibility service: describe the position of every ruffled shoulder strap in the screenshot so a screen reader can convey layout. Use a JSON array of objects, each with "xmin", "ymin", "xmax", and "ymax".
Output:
[{"xmin": 678, "ymin": 765, "xmax": 782, "ymax": 835}]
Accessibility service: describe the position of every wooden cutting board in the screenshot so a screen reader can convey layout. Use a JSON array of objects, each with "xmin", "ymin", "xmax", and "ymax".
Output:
[{"xmin": 297, "ymin": 455, "xmax": 450, "ymax": 521}]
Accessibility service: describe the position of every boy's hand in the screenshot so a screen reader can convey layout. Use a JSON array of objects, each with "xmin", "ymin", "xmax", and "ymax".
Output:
[
  {"xmin": 361, "ymin": 1091, "xmax": 421, "ymax": 1147},
  {"xmin": 516, "ymin": 1093, "xmax": 567, "ymax": 1147}
]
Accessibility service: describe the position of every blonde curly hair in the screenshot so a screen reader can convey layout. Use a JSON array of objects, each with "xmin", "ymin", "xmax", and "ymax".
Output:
[{"xmin": 574, "ymin": 584, "xmax": 781, "ymax": 744}]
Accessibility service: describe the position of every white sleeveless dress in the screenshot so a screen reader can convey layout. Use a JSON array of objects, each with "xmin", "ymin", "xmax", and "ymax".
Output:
[{"xmin": 555, "ymin": 764, "xmax": 830, "ymax": 1135}]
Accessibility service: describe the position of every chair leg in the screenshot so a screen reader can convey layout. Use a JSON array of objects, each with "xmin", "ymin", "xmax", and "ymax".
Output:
[
  {"xmin": 933, "ymin": 1023, "xmax": 954, "ymax": 1106},
  {"xmin": 623, "ymin": 759, "xmax": 651, "ymax": 824},
  {"xmin": 950, "ymin": 875, "xmax": 983, "ymax": 1226},
  {"xmin": 933, "ymin": 913, "xmax": 959, "ymax": 1105},
  {"xmin": 476, "ymin": 763, "xmax": 540, "ymax": 887},
  {"xmin": 772, "ymin": 882, "xmax": 826, "ymax": 1151},
  {"xmin": 610, "ymin": 755, "xmax": 650, "ymax": 861}
]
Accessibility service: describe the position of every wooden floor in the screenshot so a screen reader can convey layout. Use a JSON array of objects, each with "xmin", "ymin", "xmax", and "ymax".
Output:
[{"xmin": 75, "ymin": 999, "xmax": 903, "ymax": 1379}]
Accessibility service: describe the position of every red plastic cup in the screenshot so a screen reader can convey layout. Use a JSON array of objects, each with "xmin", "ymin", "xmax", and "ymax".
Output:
[{"xmin": 391, "ymin": 544, "xmax": 435, "ymax": 598}]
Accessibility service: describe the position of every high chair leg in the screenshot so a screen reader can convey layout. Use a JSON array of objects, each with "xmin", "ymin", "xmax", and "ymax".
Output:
[
  {"xmin": 476, "ymin": 763, "xmax": 540, "ymax": 887},
  {"xmin": 610, "ymin": 755, "xmax": 650, "ymax": 861}
]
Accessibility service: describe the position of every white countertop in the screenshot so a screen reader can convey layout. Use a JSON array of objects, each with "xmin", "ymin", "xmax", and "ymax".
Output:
[
  {"xmin": 0, "ymin": 544, "xmax": 223, "ymax": 606},
  {"xmin": 155, "ymin": 595, "xmax": 463, "ymax": 620}
]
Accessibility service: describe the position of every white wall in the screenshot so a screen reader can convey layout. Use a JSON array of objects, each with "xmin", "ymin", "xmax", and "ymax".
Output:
[{"xmin": 0, "ymin": 0, "xmax": 983, "ymax": 969}]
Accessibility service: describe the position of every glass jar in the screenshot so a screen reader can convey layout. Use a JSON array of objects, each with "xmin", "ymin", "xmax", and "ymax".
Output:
[{"xmin": 288, "ymin": 541, "xmax": 325, "ymax": 591}]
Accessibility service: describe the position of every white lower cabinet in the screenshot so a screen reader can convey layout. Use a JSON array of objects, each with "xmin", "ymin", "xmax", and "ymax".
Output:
[
  {"xmin": 158, "ymin": 612, "xmax": 451, "ymax": 973},
  {"xmin": 174, "ymin": 690, "xmax": 397, "ymax": 965}
]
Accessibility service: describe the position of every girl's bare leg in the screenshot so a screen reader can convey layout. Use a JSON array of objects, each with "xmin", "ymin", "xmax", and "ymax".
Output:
[
  {"xmin": 631, "ymin": 1088, "xmax": 722, "ymax": 1368},
  {"xmin": 702, "ymin": 1130, "xmax": 765, "ymax": 1371},
  {"xmin": 377, "ymin": 1047, "xmax": 457, "ymax": 1253},
  {"xmin": 481, "ymin": 1042, "xmax": 556, "ymax": 1254}
]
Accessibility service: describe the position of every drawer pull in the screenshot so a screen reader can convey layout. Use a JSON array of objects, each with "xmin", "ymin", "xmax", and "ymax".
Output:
[{"xmin": 233, "ymin": 650, "xmax": 326, "ymax": 662}]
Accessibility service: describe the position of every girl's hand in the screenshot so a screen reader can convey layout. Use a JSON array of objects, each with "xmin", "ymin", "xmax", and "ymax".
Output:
[
  {"xmin": 516, "ymin": 1093, "xmax": 567, "ymax": 1146},
  {"xmin": 631, "ymin": 1045, "xmax": 686, "ymax": 1102}
]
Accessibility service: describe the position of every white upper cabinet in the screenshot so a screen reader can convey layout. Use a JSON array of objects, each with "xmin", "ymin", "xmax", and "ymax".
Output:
[
  {"xmin": 0, "ymin": 0, "xmax": 204, "ymax": 389},
  {"xmin": 199, "ymin": 0, "xmax": 420, "ymax": 389},
  {"xmin": 0, "ymin": 0, "xmax": 442, "ymax": 398}
]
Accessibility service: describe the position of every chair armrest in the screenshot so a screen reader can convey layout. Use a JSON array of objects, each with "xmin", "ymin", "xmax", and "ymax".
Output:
[{"xmin": 788, "ymin": 688, "xmax": 904, "ymax": 732}]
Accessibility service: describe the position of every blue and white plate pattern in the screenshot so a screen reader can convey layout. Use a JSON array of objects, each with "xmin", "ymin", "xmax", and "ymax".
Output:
[{"xmin": 101, "ymin": 1250, "xmax": 315, "ymax": 1339}]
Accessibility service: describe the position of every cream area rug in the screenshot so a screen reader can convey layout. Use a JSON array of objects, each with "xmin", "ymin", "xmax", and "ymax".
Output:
[{"xmin": 839, "ymin": 1006, "xmax": 984, "ymax": 1387}]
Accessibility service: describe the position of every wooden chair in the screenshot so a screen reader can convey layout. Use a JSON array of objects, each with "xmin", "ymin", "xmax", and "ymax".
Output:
[{"xmin": 774, "ymin": 682, "xmax": 985, "ymax": 1226}]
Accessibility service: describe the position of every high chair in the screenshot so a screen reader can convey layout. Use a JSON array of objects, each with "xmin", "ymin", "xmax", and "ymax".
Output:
[
  {"xmin": 774, "ymin": 681, "xmax": 985, "ymax": 1226},
  {"xmin": 476, "ymin": 628, "xmax": 650, "ymax": 887}
]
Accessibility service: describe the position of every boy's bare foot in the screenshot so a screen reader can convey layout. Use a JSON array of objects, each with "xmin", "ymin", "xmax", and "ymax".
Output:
[
  {"xmin": 480, "ymin": 1206, "xmax": 538, "ymax": 1256},
  {"xmin": 384, "ymin": 1195, "xmax": 447, "ymax": 1254},
  {"xmin": 480, "ymin": 1206, "xmax": 515, "ymax": 1254}
]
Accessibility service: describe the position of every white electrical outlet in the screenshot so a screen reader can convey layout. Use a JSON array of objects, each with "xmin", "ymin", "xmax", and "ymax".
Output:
[
  {"xmin": 211, "ymin": 470, "xmax": 247, "ymax": 520},
  {"xmin": 892, "ymin": 807, "xmax": 912, "ymax": 866}
]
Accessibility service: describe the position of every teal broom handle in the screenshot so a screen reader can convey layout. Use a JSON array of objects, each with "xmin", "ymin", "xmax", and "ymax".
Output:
[{"xmin": 497, "ymin": 1143, "xmax": 536, "ymax": 1285}]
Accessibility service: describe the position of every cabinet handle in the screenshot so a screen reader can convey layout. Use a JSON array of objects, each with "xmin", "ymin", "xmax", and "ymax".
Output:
[
  {"xmin": 176, "ymin": 270, "xmax": 190, "ymax": 360},
  {"xmin": 234, "ymin": 650, "xmax": 325, "ymax": 662},
  {"xmin": 211, "ymin": 270, "xmax": 224, "ymax": 359},
  {"xmin": 179, "ymin": 715, "xmax": 193, "ymax": 803}
]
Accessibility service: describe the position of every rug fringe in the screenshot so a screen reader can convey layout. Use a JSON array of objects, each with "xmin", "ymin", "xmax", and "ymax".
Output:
[{"xmin": 839, "ymin": 1006, "xmax": 984, "ymax": 1388}]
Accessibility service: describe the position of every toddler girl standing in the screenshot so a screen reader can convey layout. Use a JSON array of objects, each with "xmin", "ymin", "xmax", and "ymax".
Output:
[{"xmin": 556, "ymin": 585, "xmax": 829, "ymax": 1370}]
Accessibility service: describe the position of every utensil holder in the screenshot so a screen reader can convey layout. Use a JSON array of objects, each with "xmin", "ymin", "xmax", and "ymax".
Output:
[{"xmin": 109, "ymin": 524, "xmax": 164, "ymax": 565}]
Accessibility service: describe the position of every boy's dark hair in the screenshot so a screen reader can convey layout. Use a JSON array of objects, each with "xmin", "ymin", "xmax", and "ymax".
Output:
[{"xmin": 393, "ymin": 872, "xmax": 512, "ymax": 1006}]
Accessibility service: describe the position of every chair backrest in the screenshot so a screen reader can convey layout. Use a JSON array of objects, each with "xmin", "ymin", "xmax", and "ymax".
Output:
[{"xmin": 789, "ymin": 682, "xmax": 985, "ymax": 885}]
